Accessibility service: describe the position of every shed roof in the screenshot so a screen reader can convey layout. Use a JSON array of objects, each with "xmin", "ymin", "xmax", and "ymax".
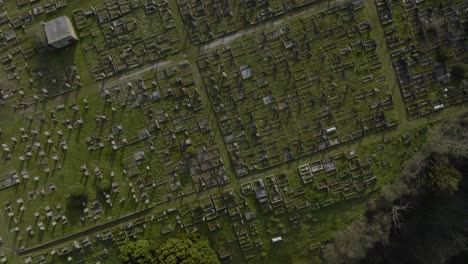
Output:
[{"xmin": 44, "ymin": 16, "xmax": 77, "ymax": 44}]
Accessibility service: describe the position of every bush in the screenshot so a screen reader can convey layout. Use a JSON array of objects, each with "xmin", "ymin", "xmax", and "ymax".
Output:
[
  {"xmin": 426, "ymin": 160, "xmax": 462, "ymax": 195},
  {"xmin": 67, "ymin": 185, "xmax": 87, "ymax": 206},
  {"xmin": 120, "ymin": 239, "xmax": 155, "ymax": 264},
  {"xmin": 157, "ymin": 234, "xmax": 219, "ymax": 264},
  {"xmin": 185, "ymin": 146, "xmax": 196, "ymax": 156},
  {"xmin": 26, "ymin": 23, "xmax": 48, "ymax": 50},
  {"xmin": 96, "ymin": 179, "xmax": 111, "ymax": 193}
]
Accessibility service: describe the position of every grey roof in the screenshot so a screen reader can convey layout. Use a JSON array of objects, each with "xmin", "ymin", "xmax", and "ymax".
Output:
[{"xmin": 44, "ymin": 16, "xmax": 77, "ymax": 44}]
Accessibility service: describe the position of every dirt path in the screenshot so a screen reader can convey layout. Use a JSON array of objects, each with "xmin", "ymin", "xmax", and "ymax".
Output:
[
  {"xmin": 16, "ymin": 206, "xmax": 155, "ymax": 256},
  {"xmin": 99, "ymin": 59, "xmax": 177, "ymax": 90},
  {"xmin": 118, "ymin": 60, "xmax": 175, "ymax": 81},
  {"xmin": 202, "ymin": 1, "xmax": 329, "ymax": 50},
  {"xmin": 364, "ymin": 0, "xmax": 410, "ymax": 125}
]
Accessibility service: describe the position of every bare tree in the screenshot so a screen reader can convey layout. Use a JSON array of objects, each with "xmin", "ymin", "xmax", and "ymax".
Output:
[{"xmin": 391, "ymin": 203, "xmax": 411, "ymax": 230}]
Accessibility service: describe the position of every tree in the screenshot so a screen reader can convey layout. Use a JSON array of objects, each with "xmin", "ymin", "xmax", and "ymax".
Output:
[
  {"xmin": 26, "ymin": 23, "xmax": 48, "ymax": 50},
  {"xmin": 391, "ymin": 203, "xmax": 411, "ymax": 230},
  {"xmin": 326, "ymin": 110, "xmax": 468, "ymax": 264},
  {"xmin": 67, "ymin": 184, "xmax": 87, "ymax": 206},
  {"xmin": 323, "ymin": 217, "xmax": 391, "ymax": 264},
  {"xmin": 363, "ymin": 174, "xmax": 468, "ymax": 264},
  {"xmin": 156, "ymin": 234, "xmax": 219, "ymax": 264},
  {"xmin": 426, "ymin": 120, "xmax": 468, "ymax": 158},
  {"xmin": 96, "ymin": 178, "xmax": 111, "ymax": 193},
  {"xmin": 426, "ymin": 161, "xmax": 462, "ymax": 195},
  {"xmin": 119, "ymin": 239, "xmax": 155, "ymax": 264},
  {"xmin": 185, "ymin": 146, "xmax": 196, "ymax": 156}
]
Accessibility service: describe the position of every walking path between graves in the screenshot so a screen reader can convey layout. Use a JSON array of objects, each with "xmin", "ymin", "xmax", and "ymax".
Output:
[
  {"xmin": 97, "ymin": 59, "xmax": 176, "ymax": 91},
  {"xmin": 15, "ymin": 206, "xmax": 155, "ymax": 257},
  {"xmin": 118, "ymin": 60, "xmax": 174, "ymax": 81},
  {"xmin": 201, "ymin": 2, "xmax": 329, "ymax": 50},
  {"xmin": 363, "ymin": 0, "xmax": 410, "ymax": 126}
]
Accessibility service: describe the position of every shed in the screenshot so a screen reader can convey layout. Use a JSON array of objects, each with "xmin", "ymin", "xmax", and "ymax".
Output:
[{"xmin": 44, "ymin": 16, "xmax": 78, "ymax": 48}]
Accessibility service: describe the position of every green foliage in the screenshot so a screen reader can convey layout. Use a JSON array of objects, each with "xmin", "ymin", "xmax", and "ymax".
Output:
[
  {"xmin": 119, "ymin": 239, "xmax": 155, "ymax": 264},
  {"xmin": 68, "ymin": 184, "xmax": 88, "ymax": 206},
  {"xmin": 426, "ymin": 161, "xmax": 462, "ymax": 195},
  {"xmin": 156, "ymin": 234, "xmax": 219, "ymax": 264},
  {"xmin": 327, "ymin": 110, "xmax": 468, "ymax": 264},
  {"xmin": 323, "ymin": 216, "xmax": 392, "ymax": 264},
  {"xmin": 406, "ymin": 112, "xmax": 468, "ymax": 192},
  {"xmin": 25, "ymin": 23, "xmax": 47, "ymax": 50},
  {"xmin": 185, "ymin": 146, "xmax": 196, "ymax": 156},
  {"xmin": 96, "ymin": 179, "xmax": 112, "ymax": 193},
  {"xmin": 363, "ymin": 164, "xmax": 468, "ymax": 264}
]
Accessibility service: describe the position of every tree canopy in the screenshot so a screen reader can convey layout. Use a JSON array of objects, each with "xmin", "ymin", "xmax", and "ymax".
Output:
[
  {"xmin": 324, "ymin": 110, "xmax": 468, "ymax": 264},
  {"xmin": 119, "ymin": 239, "xmax": 155, "ymax": 264},
  {"xmin": 426, "ymin": 161, "xmax": 462, "ymax": 195},
  {"xmin": 66, "ymin": 184, "xmax": 88, "ymax": 207},
  {"xmin": 96, "ymin": 178, "xmax": 112, "ymax": 194},
  {"xmin": 156, "ymin": 234, "xmax": 219, "ymax": 264}
]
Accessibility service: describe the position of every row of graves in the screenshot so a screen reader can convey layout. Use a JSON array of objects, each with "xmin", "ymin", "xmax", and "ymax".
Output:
[
  {"xmin": 237, "ymin": 169, "xmax": 371, "ymax": 259},
  {"xmin": 0, "ymin": 0, "xmax": 84, "ymax": 103},
  {"xmin": 0, "ymin": 89, "xmax": 94, "ymax": 171},
  {"xmin": 295, "ymin": 128, "xmax": 425, "ymax": 209},
  {"xmin": 1, "ymin": 0, "xmax": 71, "ymax": 32},
  {"xmin": 0, "ymin": 69, "xmax": 158, "ymax": 248},
  {"xmin": 197, "ymin": 2, "xmax": 398, "ymax": 177},
  {"xmin": 239, "ymin": 154, "xmax": 376, "ymax": 237},
  {"xmin": 0, "ymin": 0, "xmax": 38, "ymax": 90},
  {"xmin": 0, "ymin": 118, "xmax": 77, "ymax": 172},
  {"xmin": 0, "ymin": 45, "xmax": 82, "ymax": 102},
  {"xmin": 72, "ymin": 0, "xmax": 180, "ymax": 81},
  {"xmin": 0, "ymin": 106, "xmax": 113, "ymax": 249},
  {"xmin": 296, "ymin": 148, "xmax": 376, "ymax": 204},
  {"xmin": 0, "ymin": 61, "xmax": 221, "ymax": 250},
  {"xmin": 177, "ymin": 0, "xmax": 326, "ymax": 44},
  {"xmin": 17, "ymin": 130, "xmax": 423, "ymax": 263},
  {"xmin": 103, "ymin": 62, "xmax": 227, "ymax": 204},
  {"xmin": 8, "ymin": 0, "xmax": 71, "ymax": 16},
  {"xmin": 376, "ymin": 0, "xmax": 468, "ymax": 120},
  {"xmin": 2, "ymin": 166, "xmax": 153, "ymax": 250},
  {"xmin": 4, "ymin": 198, "xmax": 76, "ymax": 251},
  {"xmin": 22, "ymin": 226, "xmax": 120, "ymax": 263},
  {"xmin": 169, "ymin": 189, "xmax": 264, "ymax": 261},
  {"xmin": 20, "ymin": 188, "xmax": 261, "ymax": 263},
  {"xmin": 0, "ymin": 65, "xmax": 83, "ymax": 108}
]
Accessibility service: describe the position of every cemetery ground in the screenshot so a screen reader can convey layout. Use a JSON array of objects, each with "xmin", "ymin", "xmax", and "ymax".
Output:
[
  {"xmin": 0, "ymin": 0, "xmax": 467, "ymax": 263},
  {"xmin": 1, "ymin": 97, "xmax": 463, "ymax": 263}
]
